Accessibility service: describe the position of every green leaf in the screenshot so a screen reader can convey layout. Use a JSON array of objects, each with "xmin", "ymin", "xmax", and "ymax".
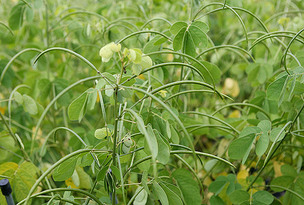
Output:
[
  {"xmin": 292, "ymin": 176, "xmax": 304, "ymax": 204},
  {"xmin": 0, "ymin": 132, "xmax": 15, "ymax": 161},
  {"xmin": 270, "ymin": 176, "xmax": 294, "ymax": 192},
  {"xmin": 146, "ymin": 125, "xmax": 158, "ymax": 160},
  {"xmin": 22, "ymin": 94, "xmax": 38, "ymax": 115},
  {"xmin": 170, "ymin": 22, "xmax": 187, "ymax": 35},
  {"xmin": 184, "ymin": 31, "xmax": 196, "ymax": 57},
  {"xmin": 9, "ymin": 3, "xmax": 25, "ymax": 30},
  {"xmin": 144, "ymin": 36, "xmax": 162, "ymax": 53},
  {"xmin": 0, "ymin": 162, "xmax": 18, "ymax": 178},
  {"xmin": 0, "ymin": 162, "xmax": 38, "ymax": 202},
  {"xmin": 172, "ymin": 21, "xmax": 208, "ymax": 57},
  {"xmin": 173, "ymin": 27, "xmax": 186, "ymax": 51},
  {"xmin": 197, "ymin": 61, "xmax": 221, "ymax": 84},
  {"xmin": 228, "ymin": 135, "xmax": 255, "ymax": 163},
  {"xmin": 155, "ymin": 131, "xmax": 170, "ymax": 165},
  {"xmin": 96, "ymin": 78, "xmax": 106, "ymax": 90},
  {"xmin": 13, "ymin": 162, "xmax": 38, "ymax": 202},
  {"xmin": 269, "ymin": 127, "xmax": 285, "ymax": 142},
  {"xmin": 258, "ymin": 130, "xmax": 273, "ymax": 161},
  {"xmin": 191, "ymin": 21, "xmax": 209, "ymax": 33},
  {"xmin": 239, "ymin": 127, "xmax": 261, "ymax": 138},
  {"xmin": 160, "ymin": 182, "xmax": 183, "ymax": 205},
  {"xmin": 229, "ymin": 190, "xmax": 250, "ymax": 204},
  {"xmin": 62, "ymin": 191, "xmax": 75, "ymax": 205},
  {"xmin": 166, "ymin": 121, "xmax": 171, "ymax": 139},
  {"xmin": 80, "ymin": 153, "xmax": 94, "ymax": 167},
  {"xmin": 141, "ymin": 171, "xmax": 150, "ymax": 193},
  {"xmin": 172, "ymin": 169, "xmax": 201, "ymax": 205},
  {"xmin": 102, "ymin": 72, "xmax": 116, "ymax": 82},
  {"xmin": 97, "ymin": 166, "xmax": 109, "ymax": 181},
  {"xmin": 153, "ymin": 181, "xmax": 169, "ymax": 205},
  {"xmin": 71, "ymin": 169, "xmax": 80, "ymax": 187},
  {"xmin": 110, "ymin": 165, "xmax": 121, "ymax": 181},
  {"xmin": 132, "ymin": 48, "xmax": 142, "ymax": 64},
  {"xmin": 136, "ymin": 150, "xmax": 151, "ymax": 171},
  {"xmin": 95, "ymin": 127, "xmax": 112, "ymax": 139},
  {"xmin": 188, "ymin": 25, "xmax": 207, "ymax": 47},
  {"xmin": 53, "ymin": 156, "xmax": 78, "ymax": 181},
  {"xmin": 171, "ymin": 126, "xmax": 180, "ymax": 144},
  {"xmin": 132, "ymin": 64, "xmax": 142, "ymax": 75},
  {"xmin": 255, "ymin": 133, "xmax": 269, "ymax": 157},
  {"xmin": 267, "ymin": 74, "xmax": 288, "ymax": 101},
  {"xmin": 257, "ymin": 120, "xmax": 271, "ymax": 133},
  {"xmin": 86, "ymin": 88, "xmax": 97, "ymax": 110},
  {"xmin": 154, "ymin": 35, "xmax": 168, "ymax": 45},
  {"xmin": 140, "ymin": 56, "xmax": 153, "ymax": 69},
  {"xmin": 210, "ymin": 195, "xmax": 225, "ymax": 205},
  {"xmin": 257, "ymin": 67, "xmax": 267, "ymax": 84},
  {"xmin": 68, "ymin": 92, "xmax": 88, "ymax": 122},
  {"xmin": 54, "ymin": 78, "xmax": 72, "ymax": 106},
  {"xmin": 281, "ymin": 164, "xmax": 297, "ymax": 178},
  {"xmin": 134, "ymin": 187, "xmax": 148, "ymax": 205},
  {"xmin": 209, "ymin": 180, "xmax": 227, "ymax": 195},
  {"xmin": 25, "ymin": 6, "xmax": 34, "ymax": 22},
  {"xmin": 252, "ymin": 191, "xmax": 274, "ymax": 205},
  {"xmin": 14, "ymin": 91, "xmax": 23, "ymax": 104},
  {"xmin": 246, "ymin": 63, "xmax": 273, "ymax": 87},
  {"xmin": 105, "ymin": 84, "xmax": 114, "ymax": 97},
  {"xmin": 38, "ymin": 79, "xmax": 52, "ymax": 102},
  {"xmin": 120, "ymin": 76, "xmax": 136, "ymax": 86},
  {"xmin": 129, "ymin": 108, "xmax": 158, "ymax": 159}
]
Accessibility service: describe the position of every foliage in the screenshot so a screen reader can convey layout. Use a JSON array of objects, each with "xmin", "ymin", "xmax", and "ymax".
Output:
[{"xmin": 1, "ymin": 0, "xmax": 304, "ymax": 204}]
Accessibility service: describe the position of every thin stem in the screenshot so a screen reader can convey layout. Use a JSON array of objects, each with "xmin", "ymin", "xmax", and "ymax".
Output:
[
  {"xmin": 117, "ymin": 30, "xmax": 172, "ymax": 44},
  {"xmin": 112, "ymin": 85, "xmax": 119, "ymax": 205},
  {"xmin": 18, "ymin": 188, "xmax": 104, "ymax": 205}
]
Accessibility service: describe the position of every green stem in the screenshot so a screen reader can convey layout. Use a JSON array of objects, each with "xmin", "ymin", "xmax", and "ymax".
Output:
[
  {"xmin": 0, "ymin": 21, "xmax": 14, "ymax": 36},
  {"xmin": 212, "ymin": 103, "xmax": 270, "ymax": 120},
  {"xmin": 254, "ymin": 185, "xmax": 304, "ymax": 201},
  {"xmin": 112, "ymin": 86, "xmax": 119, "ymax": 205},
  {"xmin": 265, "ymin": 10, "xmax": 304, "ymax": 24},
  {"xmin": 125, "ymin": 150, "xmax": 235, "ymax": 176},
  {"xmin": 50, "ymin": 11, "xmax": 109, "ymax": 30},
  {"xmin": 196, "ymin": 45, "xmax": 255, "ymax": 62},
  {"xmin": 145, "ymin": 50, "xmax": 216, "ymax": 87},
  {"xmin": 117, "ymin": 30, "xmax": 172, "ymax": 44},
  {"xmin": 193, "ymin": 3, "xmax": 248, "ymax": 48},
  {"xmin": 116, "ymin": 154, "xmax": 126, "ymax": 204},
  {"xmin": 0, "ymin": 48, "xmax": 42, "ymax": 84},
  {"xmin": 18, "ymin": 188, "xmax": 104, "ymax": 205},
  {"xmin": 140, "ymin": 17, "xmax": 172, "ymax": 30},
  {"xmin": 184, "ymin": 111, "xmax": 240, "ymax": 134},
  {"xmin": 165, "ymin": 89, "xmax": 233, "ymax": 102},
  {"xmin": 282, "ymin": 27, "xmax": 304, "ymax": 75}
]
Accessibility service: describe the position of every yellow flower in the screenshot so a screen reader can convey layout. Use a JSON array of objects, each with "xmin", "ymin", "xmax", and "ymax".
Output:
[
  {"xmin": 158, "ymin": 90, "xmax": 167, "ymax": 98},
  {"xmin": 99, "ymin": 42, "xmax": 121, "ymax": 62}
]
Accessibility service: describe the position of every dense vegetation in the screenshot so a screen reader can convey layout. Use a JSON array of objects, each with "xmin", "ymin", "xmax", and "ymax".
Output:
[{"xmin": 1, "ymin": 0, "xmax": 304, "ymax": 204}]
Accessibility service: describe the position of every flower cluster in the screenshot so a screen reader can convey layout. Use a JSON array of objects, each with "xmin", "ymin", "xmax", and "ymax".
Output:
[{"xmin": 99, "ymin": 42, "xmax": 121, "ymax": 62}]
